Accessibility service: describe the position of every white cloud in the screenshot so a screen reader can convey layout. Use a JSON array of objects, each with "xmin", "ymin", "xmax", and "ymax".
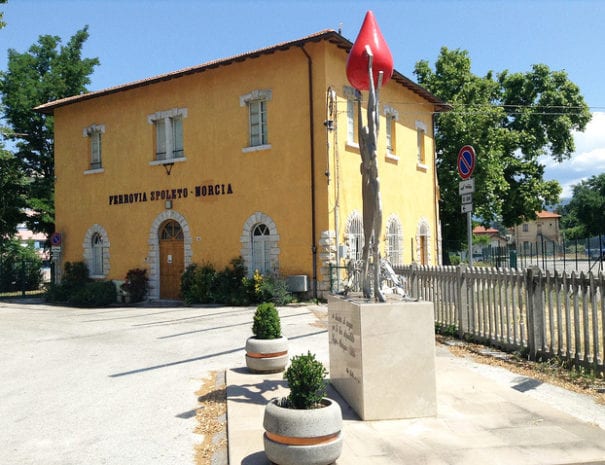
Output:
[{"xmin": 543, "ymin": 111, "xmax": 605, "ymax": 199}]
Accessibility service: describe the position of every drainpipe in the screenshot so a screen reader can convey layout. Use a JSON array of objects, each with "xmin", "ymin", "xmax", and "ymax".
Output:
[
  {"xmin": 299, "ymin": 45, "xmax": 318, "ymax": 299},
  {"xmin": 432, "ymin": 110, "xmax": 442, "ymax": 265}
]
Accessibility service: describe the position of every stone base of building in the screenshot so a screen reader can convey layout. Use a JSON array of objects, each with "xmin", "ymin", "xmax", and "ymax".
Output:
[{"xmin": 327, "ymin": 295, "xmax": 437, "ymax": 420}]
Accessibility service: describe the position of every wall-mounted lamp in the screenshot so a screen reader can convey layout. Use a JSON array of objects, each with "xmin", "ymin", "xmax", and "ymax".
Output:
[
  {"xmin": 163, "ymin": 162, "xmax": 174, "ymax": 175},
  {"xmin": 165, "ymin": 200, "xmax": 172, "ymax": 209}
]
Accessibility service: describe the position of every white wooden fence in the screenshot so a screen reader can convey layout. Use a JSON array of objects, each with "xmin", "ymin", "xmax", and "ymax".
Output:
[{"xmin": 396, "ymin": 264, "xmax": 605, "ymax": 374}]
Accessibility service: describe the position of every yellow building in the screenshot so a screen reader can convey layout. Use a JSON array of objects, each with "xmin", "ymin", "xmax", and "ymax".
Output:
[{"xmin": 35, "ymin": 30, "xmax": 448, "ymax": 300}]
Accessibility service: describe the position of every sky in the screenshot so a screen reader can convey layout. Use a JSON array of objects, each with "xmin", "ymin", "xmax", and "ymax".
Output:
[{"xmin": 2, "ymin": 0, "xmax": 605, "ymax": 200}]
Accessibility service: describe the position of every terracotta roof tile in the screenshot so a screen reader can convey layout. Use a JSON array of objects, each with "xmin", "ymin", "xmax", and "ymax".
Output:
[{"xmin": 34, "ymin": 30, "xmax": 449, "ymax": 114}]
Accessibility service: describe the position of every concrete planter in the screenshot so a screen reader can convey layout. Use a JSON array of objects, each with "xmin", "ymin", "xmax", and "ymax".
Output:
[
  {"xmin": 245, "ymin": 336, "xmax": 288, "ymax": 373},
  {"xmin": 263, "ymin": 397, "xmax": 343, "ymax": 465}
]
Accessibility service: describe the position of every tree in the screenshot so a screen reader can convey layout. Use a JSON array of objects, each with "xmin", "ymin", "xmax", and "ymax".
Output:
[
  {"xmin": 0, "ymin": 128, "xmax": 27, "ymax": 239},
  {"xmin": 0, "ymin": 0, "xmax": 7, "ymax": 30},
  {"xmin": 0, "ymin": 27, "xmax": 99, "ymax": 238},
  {"xmin": 414, "ymin": 47, "xmax": 591, "ymax": 247},
  {"xmin": 561, "ymin": 173, "xmax": 605, "ymax": 238}
]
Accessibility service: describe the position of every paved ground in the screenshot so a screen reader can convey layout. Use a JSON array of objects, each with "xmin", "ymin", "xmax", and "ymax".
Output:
[
  {"xmin": 228, "ymin": 350, "xmax": 605, "ymax": 465},
  {"xmin": 2, "ymin": 300, "xmax": 605, "ymax": 465},
  {"xmin": 0, "ymin": 300, "xmax": 313, "ymax": 465}
]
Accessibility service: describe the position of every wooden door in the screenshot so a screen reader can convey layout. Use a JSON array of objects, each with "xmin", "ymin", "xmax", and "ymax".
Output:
[
  {"xmin": 159, "ymin": 220, "xmax": 184, "ymax": 299},
  {"xmin": 419, "ymin": 235, "xmax": 428, "ymax": 265}
]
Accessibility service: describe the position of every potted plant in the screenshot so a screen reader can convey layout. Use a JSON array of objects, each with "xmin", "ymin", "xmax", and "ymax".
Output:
[
  {"xmin": 245, "ymin": 302, "xmax": 288, "ymax": 373},
  {"xmin": 263, "ymin": 351, "xmax": 343, "ymax": 465}
]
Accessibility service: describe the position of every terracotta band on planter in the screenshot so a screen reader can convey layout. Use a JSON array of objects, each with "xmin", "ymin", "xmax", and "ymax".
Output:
[
  {"xmin": 246, "ymin": 350, "xmax": 288, "ymax": 359},
  {"xmin": 265, "ymin": 431, "xmax": 340, "ymax": 446}
]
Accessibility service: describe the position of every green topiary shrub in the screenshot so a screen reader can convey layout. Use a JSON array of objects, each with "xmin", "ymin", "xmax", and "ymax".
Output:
[
  {"xmin": 283, "ymin": 351, "xmax": 328, "ymax": 409},
  {"xmin": 252, "ymin": 302, "xmax": 281, "ymax": 339}
]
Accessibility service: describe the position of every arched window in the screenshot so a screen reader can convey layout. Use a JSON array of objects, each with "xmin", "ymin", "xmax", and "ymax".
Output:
[
  {"xmin": 160, "ymin": 220, "xmax": 183, "ymax": 240},
  {"xmin": 251, "ymin": 223, "xmax": 271, "ymax": 274},
  {"xmin": 386, "ymin": 216, "xmax": 403, "ymax": 266},
  {"xmin": 83, "ymin": 224, "xmax": 110, "ymax": 278},
  {"xmin": 346, "ymin": 212, "xmax": 364, "ymax": 261},
  {"xmin": 240, "ymin": 212, "xmax": 280, "ymax": 277},
  {"xmin": 91, "ymin": 232, "xmax": 104, "ymax": 276}
]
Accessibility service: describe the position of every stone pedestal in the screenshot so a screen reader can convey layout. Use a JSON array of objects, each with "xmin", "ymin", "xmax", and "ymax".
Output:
[{"xmin": 328, "ymin": 295, "xmax": 437, "ymax": 420}]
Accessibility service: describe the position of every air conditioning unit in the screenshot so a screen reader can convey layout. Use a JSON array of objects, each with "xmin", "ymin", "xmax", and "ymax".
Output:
[{"xmin": 286, "ymin": 275, "xmax": 309, "ymax": 293}]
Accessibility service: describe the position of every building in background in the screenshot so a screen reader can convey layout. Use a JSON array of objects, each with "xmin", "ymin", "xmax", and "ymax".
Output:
[
  {"xmin": 510, "ymin": 210, "xmax": 562, "ymax": 254},
  {"xmin": 35, "ymin": 30, "xmax": 448, "ymax": 300}
]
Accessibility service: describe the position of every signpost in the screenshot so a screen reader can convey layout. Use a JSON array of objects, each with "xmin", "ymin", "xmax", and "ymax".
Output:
[
  {"xmin": 50, "ymin": 232, "xmax": 62, "ymax": 284},
  {"xmin": 457, "ymin": 146, "xmax": 476, "ymax": 265}
]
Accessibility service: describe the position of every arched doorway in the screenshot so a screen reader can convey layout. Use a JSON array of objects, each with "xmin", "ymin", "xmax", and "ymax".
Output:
[
  {"xmin": 416, "ymin": 219, "xmax": 431, "ymax": 266},
  {"xmin": 159, "ymin": 220, "xmax": 184, "ymax": 299}
]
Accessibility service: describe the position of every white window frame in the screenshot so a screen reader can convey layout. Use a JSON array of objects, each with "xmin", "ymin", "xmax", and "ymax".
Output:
[
  {"xmin": 240, "ymin": 89, "xmax": 272, "ymax": 153},
  {"xmin": 147, "ymin": 108, "xmax": 188, "ymax": 166},
  {"xmin": 385, "ymin": 215, "xmax": 403, "ymax": 266},
  {"xmin": 240, "ymin": 212, "xmax": 280, "ymax": 277},
  {"xmin": 344, "ymin": 86, "xmax": 360, "ymax": 149},
  {"xmin": 384, "ymin": 105, "xmax": 399, "ymax": 160},
  {"xmin": 83, "ymin": 124, "xmax": 105, "ymax": 174},
  {"xmin": 345, "ymin": 211, "xmax": 364, "ymax": 261},
  {"xmin": 251, "ymin": 223, "xmax": 271, "ymax": 274},
  {"xmin": 91, "ymin": 232, "xmax": 104, "ymax": 276},
  {"xmin": 83, "ymin": 224, "xmax": 110, "ymax": 279},
  {"xmin": 416, "ymin": 120, "xmax": 428, "ymax": 170}
]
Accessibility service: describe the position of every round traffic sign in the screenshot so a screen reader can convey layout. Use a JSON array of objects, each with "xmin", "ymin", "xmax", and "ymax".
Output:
[
  {"xmin": 50, "ymin": 232, "xmax": 62, "ymax": 247},
  {"xmin": 457, "ymin": 145, "xmax": 476, "ymax": 180}
]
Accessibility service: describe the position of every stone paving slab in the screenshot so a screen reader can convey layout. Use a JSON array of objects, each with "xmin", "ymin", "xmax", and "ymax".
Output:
[{"xmin": 227, "ymin": 345, "xmax": 605, "ymax": 465}]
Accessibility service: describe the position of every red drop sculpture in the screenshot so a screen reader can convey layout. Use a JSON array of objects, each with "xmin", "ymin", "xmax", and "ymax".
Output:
[{"xmin": 346, "ymin": 11, "xmax": 394, "ymax": 91}]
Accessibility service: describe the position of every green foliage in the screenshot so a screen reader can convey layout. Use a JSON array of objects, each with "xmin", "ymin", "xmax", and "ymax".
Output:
[
  {"xmin": 435, "ymin": 322, "xmax": 458, "ymax": 337},
  {"xmin": 0, "ymin": 27, "xmax": 99, "ymax": 237},
  {"xmin": 68, "ymin": 280, "xmax": 117, "ymax": 308},
  {"xmin": 252, "ymin": 302, "xmax": 281, "ymax": 339},
  {"xmin": 0, "ymin": 239, "xmax": 43, "ymax": 292},
  {"xmin": 414, "ymin": 48, "xmax": 590, "ymax": 245},
  {"xmin": 46, "ymin": 261, "xmax": 90, "ymax": 302},
  {"xmin": 181, "ymin": 262, "xmax": 218, "ymax": 305},
  {"xmin": 213, "ymin": 257, "xmax": 254, "ymax": 305},
  {"xmin": 0, "ymin": 0, "xmax": 6, "ymax": 29},
  {"xmin": 46, "ymin": 261, "xmax": 115, "ymax": 307},
  {"xmin": 283, "ymin": 351, "xmax": 328, "ymax": 409},
  {"xmin": 255, "ymin": 274, "xmax": 293, "ymax": 306},
  {"xmin": 0, "ymin": 134, "xmax": 27, "ymax": 237},
  {"xmin": 121, "ymin": 268, "xmax": 149, "ymax": 303},
  {"xmin": 62, "ymin": 261, "xmax": 91, "ymax": 290},
  {"xmin": 180, "ymin": 257, "xmax": 292, "ymax": 306},
  {"xmin": 561, "ymin": 173, "xmax": 605, "ymax": 237}
]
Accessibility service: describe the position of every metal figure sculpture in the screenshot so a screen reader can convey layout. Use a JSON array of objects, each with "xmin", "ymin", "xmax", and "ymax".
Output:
[
  {"xmin": 358, "ymin": 48, "xmax": 384, "ymax": 301},
  {"xmin": 346, "ymin": 11, "xmax": 393, "ymax": 301}
]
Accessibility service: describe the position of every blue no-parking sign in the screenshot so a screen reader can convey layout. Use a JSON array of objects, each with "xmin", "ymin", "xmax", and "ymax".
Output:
[{"xmin": 457, "ymin": 145, "xmax": 476, "ymax": 180}]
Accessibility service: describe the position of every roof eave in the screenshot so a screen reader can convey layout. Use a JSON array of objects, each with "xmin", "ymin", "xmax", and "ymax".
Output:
[{"xmin": 34, "ymin": 30, "xmax": 449, "ymax": 114}]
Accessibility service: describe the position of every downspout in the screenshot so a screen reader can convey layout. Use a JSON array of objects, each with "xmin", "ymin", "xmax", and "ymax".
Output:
[
  {"xmin": 432, "ymin": 110, "xmax": 442, "ymax": 265},
  {"xmin": 299, "ymin": 45, "xmax": 318, "ymax": 299}
]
